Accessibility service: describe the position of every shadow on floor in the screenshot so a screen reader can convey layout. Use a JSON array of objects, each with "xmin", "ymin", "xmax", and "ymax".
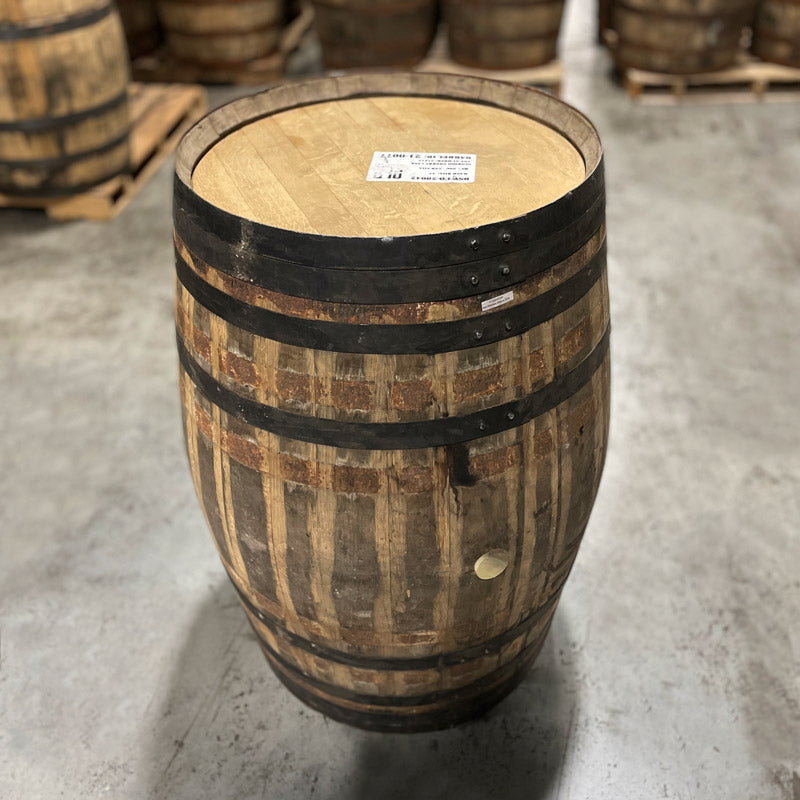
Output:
[
  {"xmin": 141, "ymin": 578, "xmax": 577, "ymax": 800},
  {"xmin": 346, "ymin": 621, "xmax": 575, "ymax": 800}
]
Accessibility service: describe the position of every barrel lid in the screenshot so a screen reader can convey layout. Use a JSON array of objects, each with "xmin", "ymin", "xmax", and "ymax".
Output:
[
  {"xmin": 190, "ymin": 94, "xmax": 586, "ymax": 239},
  {"xmin": 174, "ymin": 73, "xmax": 603, "ymax": 280}
]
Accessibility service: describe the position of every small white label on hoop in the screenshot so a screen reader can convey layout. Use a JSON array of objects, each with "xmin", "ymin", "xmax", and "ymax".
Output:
[
  {"xmin": 366, "ymin": 152, "xmax": 476, "ymax": 183},
  {"xmin": 481, "ymin": 291, "xmax": 515, "ymax": 312}
]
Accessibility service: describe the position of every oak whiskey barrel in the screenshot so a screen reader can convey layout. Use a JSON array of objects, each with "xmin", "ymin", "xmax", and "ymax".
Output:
[
  {"xmin": 174, "ymin": 72, "xmax": 610, "ymax": 732},
  {"xmin": 157, "ymin": 0, "xmax": 285, "ymax": 68},
  {"xmin": 612, "ymin": 0, "xmax": 756, "ymax": 73},
  {"xmin": 443, "ymin": 0, "xmax": 566, "ymax": 69},
  {"xmin": 752, "ymin": 0, "xmax": 800, "ymax": 67},
  {"xmin": 0, "ymin": 0, "xmax": 130, "ymax": 196},
  {"xmin": 311, "ymin": 0, "xmax": 437, "ymax": 68}
]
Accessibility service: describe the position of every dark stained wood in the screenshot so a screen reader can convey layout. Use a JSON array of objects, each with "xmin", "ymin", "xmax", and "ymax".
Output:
[
  {"xmin": 173, "ymin": 73, "xmax": 610, "ymax": 732},
  {"xmin": 116, "ymin": 0, "xmax": 162, "ymax": 58},
  {"xmin": 611, "ymin": 0, "xmax": 757, "ymax": 74},
  {"xmin": 311, "ymin": 0, "xmax": 437, "ymax": 68},
  {"xmin": 752, "ymin": 0, "xmax": 800, "ymax": 67},
  {"xmin": 0, "ymin": 0, "xmax": 130, "ymax": 196}
]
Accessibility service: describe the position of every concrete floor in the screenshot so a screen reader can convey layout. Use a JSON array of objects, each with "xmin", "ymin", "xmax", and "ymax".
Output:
[{"xmin": 1, "ymin": 4, "xmax": 799, "ymax": 798}]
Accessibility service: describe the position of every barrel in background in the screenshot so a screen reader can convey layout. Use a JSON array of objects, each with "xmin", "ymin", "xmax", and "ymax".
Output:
[
  {"xmin": 444, "ymin": 0, "xmax": 566, "ymax": 69},
  {"xmin": 310, "ymin": 0, "xmax": 437, "ymax": 68},
  {"xmin": 611, "ymin": 0, "xmax": 757, "ymax": 74},
  {"xmin": 173, "ymin": 72, "xmax": 609, "ymax": 731},
  {"xmin": 0, "ymin": 0, "xmax": 130, "ymax": 196},
  {"xmin": 157, "ymin": 0, "xmax": 286, "ymax": 68},
  {"xmin": 116, "ymin": 0, "xmax": 163, "ymax": 59},
  {"xmin": 752, "ymin": 0, "xmax": 800, "ymax": 67}
]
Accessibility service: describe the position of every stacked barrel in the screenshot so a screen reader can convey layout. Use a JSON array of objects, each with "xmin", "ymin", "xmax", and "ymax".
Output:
[
  {"xmin": 157, "ymin": 0, "xmax": 287, "ymax": 70},
  {"xmin": 604, "ymin": 0, "xmax": 800, "ymax": 74},
  {"xmin": 310, "ymin": 0, "xmax": 568, "ymax": 69}
]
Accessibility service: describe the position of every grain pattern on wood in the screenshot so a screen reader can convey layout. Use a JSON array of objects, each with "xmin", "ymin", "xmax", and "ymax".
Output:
[
  {"xmin": 311, "ymin": 0, "xmax": 437, "ymax": 68},
  {"xmin": 192, "ymin": 96, "xmax": 585, "ymax": 237},
  {"xmin": 444, "ymin": 0, "xmax": 565, "ymax": 70},
  {"xmin": 158, "ymin": 0, "xmax": 286, "ymax": 67},
  {"xmin": 174, "ymin": 72, "xmax": 609, "ymax": 732},
  {"xmin": 0, "ymin": 0, "xmax": 130, "ymax": 195},
  {"xmin": 611, "ymin": 0, "xmax": 757, "ymax": 74},
  {"xmin": 752, "ymin": 0, "xmax": 800, "ymax": 68}
]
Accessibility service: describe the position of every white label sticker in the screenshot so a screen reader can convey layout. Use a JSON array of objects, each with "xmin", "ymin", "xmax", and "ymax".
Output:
[
  {"xmin": 481, "ymin": 291, "xmax": 514, "ymax": 312},
  {"xmin": 367, "ymin": 152, "xmax": 476, "ymax": 183}
]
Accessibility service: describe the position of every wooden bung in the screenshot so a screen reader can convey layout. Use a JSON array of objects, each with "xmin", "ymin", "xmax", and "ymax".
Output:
[
  {"xmin": 0, "ymin": 0, "xmax": 130, "ymax": 196},
  {"xmin": 173, "ymin": 72, "xmax": 610, "ymax": 732}
]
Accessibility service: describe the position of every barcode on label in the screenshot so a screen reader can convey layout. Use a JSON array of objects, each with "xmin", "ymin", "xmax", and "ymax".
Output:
[
  {"xmin": 367, "ymin": 152, "xmax": 476, "ymax": 183},
  {"xmin": 481, "ymin": 292, "xmax": 514, "ymax": 312}
]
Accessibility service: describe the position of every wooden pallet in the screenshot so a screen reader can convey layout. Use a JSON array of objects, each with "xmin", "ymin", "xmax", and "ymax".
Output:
[
  {"xmin": 415, "ymin": 28, "xmax": 563, "ymax": 96},
  {"xmin": 131, "ymin": 5, "xmax": 312, "ymax": 85},
  {"xmin": 0, "ymin": 82, "xmax": 207, "ymax": 221},
  {"xmin": 604, "ymin": 33, "xmax": 800, "ymax": 104}
]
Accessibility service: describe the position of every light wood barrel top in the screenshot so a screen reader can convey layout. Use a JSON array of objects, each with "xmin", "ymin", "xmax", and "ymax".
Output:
[{"xmin": 191, "ymin": 95, "xmax": 586, "ymax": 238}]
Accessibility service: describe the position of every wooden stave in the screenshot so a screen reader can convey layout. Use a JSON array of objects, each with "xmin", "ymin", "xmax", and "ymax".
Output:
[
  {"xmin": 157, "ymin": 0, "xmax": 286, "ymax": 66},
  {"xmin": 0, "ymin": 1, "xmax": 130, "ymax": 196},
  {"xmin": 310, "ymin": 0, "xmax": 437, "ymax": 68},
  {"xmin": 611, "ymin": 0, "xmax": 756, "ymax": 74},
  {"xmin": 752, "ymin": 0, "xmax": 800, "ymax": 68},
  {"xmin": 443, "ymin": 0, "xmax": 565, "ymax": 70},
  {"xmin": 173, "ymin": 73, "xmax": 609, "ymax": 729}
]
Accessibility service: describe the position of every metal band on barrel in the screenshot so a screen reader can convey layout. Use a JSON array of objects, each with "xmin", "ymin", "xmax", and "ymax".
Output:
[
  {"xmin": 173, "ymin": 195, "xmax": 605, "ymax": 305},
  {"xmin": 0, "ymin": 91, "xmax": 128, "ymax": 133},
  {"xmin": 173, "ymin": 156, "xmax": 604, "ymax": 270},
  {"xmin": 232, "ymin": 574, "xmax": 561, "ymax": 672},
  {"xmin": 175, "ymin": 240, "xmax": 606, "ymax": 354},
  {"xmin": 177, "ymin": 325, "xmax": 610, "ymax": 450},
  {"xmin": 0, "ymin": 3, "xmax": 114, "ymax": 40},
  {"xmin": 0, "ymin": 130, "xmax": 128, "ymax": 169}
]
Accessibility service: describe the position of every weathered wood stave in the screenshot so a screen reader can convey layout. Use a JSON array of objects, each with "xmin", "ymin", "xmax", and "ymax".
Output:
[
  {"xmin": 612, "ymin": 0, "xmax": 756, "ymax": 74},
  {"xmin": 173, "ymin": 73, "xmax": 610, "ymax": 731},
  {"xmin": 310, "ymin": 0, "xmax": 437, "ymax": 68},
  {"xmin": 443, "ymin": 0, "xmax": 566, "ymax": 70},
  {"xmin": 752, "ymin": 0, "xmax": 800, "ymax": 67},
  {"xmin": 0, "ymin": 1, "xmax": 130, "ymax": 196}
]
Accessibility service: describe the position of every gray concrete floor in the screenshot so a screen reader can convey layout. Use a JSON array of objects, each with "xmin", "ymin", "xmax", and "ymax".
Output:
[{"xmin": 2, "ymin": 3, "xmax": 799, "ymax": 798}]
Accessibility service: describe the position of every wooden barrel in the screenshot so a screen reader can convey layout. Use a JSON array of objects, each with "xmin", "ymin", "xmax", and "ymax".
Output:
[
  {"xmin": 157, "ymin": 0, "xmax": 285, "ymax": 67},
  {"xmin": 173, "ymin": 73, "xmax": 609, "ymax": 732},
  {"xmin": 311, "ymin": 0, "xmax": 437, "ymax": 68},
  {"xmin": 116, "ymin": 0, "xmax": 162, "ymax": 59},
  {"xmin": 612, "ymin": 0, "xmax": 756, "ymax": 73},
  {"xmin": 443, "ymin": 0, "xmax": 565, "ymax": 69},
  {"xmin": 752, "ymin": 0, "xmax": 800, "ymax": 67},
  {"xmin": 0, "ymin": 0, "xmax": 130, "ymax": 196}
]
